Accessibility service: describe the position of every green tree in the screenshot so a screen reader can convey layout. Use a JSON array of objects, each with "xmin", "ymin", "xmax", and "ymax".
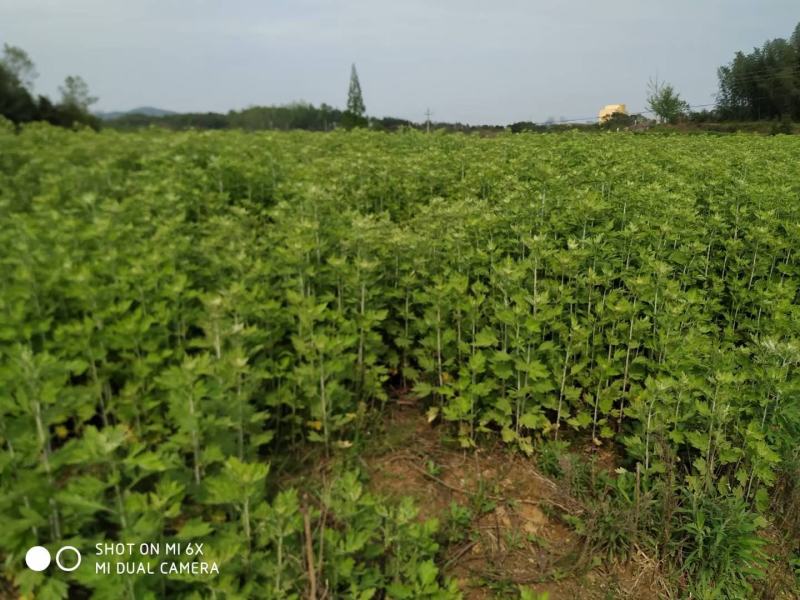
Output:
[
  {"xmin": 347, "ymin": 63, "xmax": 365, "ymax": 116},
  {"xmin": 1, "ymin": 44, "xmax": 37, "ymax": 91},
  {"xmin": 0, "ymin": 43, "xmax": 99, "ymax": 128},
  {"xmin": 0, "ymin": 44, "xmax": 38, "ymax": 124},
  {"xmin": 343, "ymin": 63, "xmax": 367, "ymax": 128},
  {"xmin": 59, "ymin": 75, "xmax": 98, "ymax": 111},
  {"xmin": 647, "ymin": 78, "xmax": 689, "ymax": 124},
  {"xmin": 0, "ymin": 62, "xmax": 36, "ymax": 123},
  {"xmin": 717, "ymin": 22, "xmax": 800, "ymax": 120}
]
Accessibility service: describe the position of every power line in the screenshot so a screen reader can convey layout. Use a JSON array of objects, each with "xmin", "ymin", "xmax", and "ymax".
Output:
[
  {"xmin": 529, "ymin": 62, "xmax": 800, "ymax": 126},
  {"xmin": 553, "ymin": 87, "xmax": 782, "ymax": 124},
  {"xmin": 537, "ymin": 99, "xmax": 719, "ymax": 125},
  {"xmin": 537, "ymin": 102, "xmax": 713, "ymax": 126},
  {"xmin": 613, "ymin": 67, "xmax": 800, "ymax": 122},
  {"xmin": 540, "ymin": 92, "xmax": 792, "ymax": 126},
  {"xmin": 717, "ymin": 64, "xmax": 800, "ymax": 85}
]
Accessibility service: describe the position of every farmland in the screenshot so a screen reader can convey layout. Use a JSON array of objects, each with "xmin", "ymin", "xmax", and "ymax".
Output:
[{"xmin": 2, "ymin": 122, "xmax": 800, "ymax": 598}]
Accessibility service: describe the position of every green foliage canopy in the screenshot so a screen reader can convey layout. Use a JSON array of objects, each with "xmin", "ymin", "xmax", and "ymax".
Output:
[
  {"xmin": 717, "ymin": 21, "xmax": 800, "ymax": 120},
  {"xmin": 647, "ymin": 77, "xmax": 689, "ymax": 123}
]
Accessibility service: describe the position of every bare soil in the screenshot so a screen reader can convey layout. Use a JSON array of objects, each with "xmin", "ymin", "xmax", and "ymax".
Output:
[{"xmin": 362, "ymin": 404, "xmax": 666, "ymax": 599}]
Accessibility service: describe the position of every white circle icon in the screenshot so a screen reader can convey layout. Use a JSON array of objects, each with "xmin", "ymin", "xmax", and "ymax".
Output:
[
  {"xmin": 55, "ymin": 546, "xmax": 82, "ymax": 572},
  {"xmin": 25, "ymin": 546, "xmax": 51, "ymax": 571}
]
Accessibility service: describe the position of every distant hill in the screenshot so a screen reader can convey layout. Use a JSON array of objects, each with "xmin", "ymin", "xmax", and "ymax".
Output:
[{"xmin": 96, "ymin": 106, "xmax": 176, "ymax": 121}]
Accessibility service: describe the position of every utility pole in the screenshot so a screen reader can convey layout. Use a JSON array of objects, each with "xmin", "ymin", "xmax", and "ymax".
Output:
[{"xmin": 425, "ymin": 108, "xmax": 432, "ymax": 133}]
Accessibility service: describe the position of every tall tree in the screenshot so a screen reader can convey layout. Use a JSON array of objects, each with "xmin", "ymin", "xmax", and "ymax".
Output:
[
  {"xmin": 343, "ymin": 64, "xmax": 367, "ymax": 129},
  {"xmin": 1, "ymin": 44, "xmax": 37, "ymax": 91},
  {"xmin": 0, "ymin": 43, "xmax": 99, "ymax": 128},
  {"xmin": 347, "ymin": 64, "xmax": 365, "ymax": 117},
  {"xmin": 717, "ymin": 22, "xmax": 800, "ymax": 120},
  {"xmin": 791, "ymin": 22, "xmax": 800, "ymax": 52},
  {"xmin": 59, "ymin": 75, "xmax": 98, "ymax": 112},
  {"xmin": 0, "ymin": 61, "xmax": 36, "ymax": 123},
  {"xmin": 647, "ymin": 78, "xmax": 689, "ymax": 124}
]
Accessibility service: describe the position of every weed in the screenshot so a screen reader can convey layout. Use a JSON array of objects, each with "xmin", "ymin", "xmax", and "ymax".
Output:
[
  {"xmin": 518, "ymin": 586, "xmax": 549, "ymax": 600},
  {"xmin": 442, "ymin": 502, "xmax": 474, "ymax": 544},
  {"xmin": 672, "ymin": 488, "xmax": 768, "ymax": 598},
  {"xmin": 537, "ymin": 440, "xmax": 570, "ymax": 479}
]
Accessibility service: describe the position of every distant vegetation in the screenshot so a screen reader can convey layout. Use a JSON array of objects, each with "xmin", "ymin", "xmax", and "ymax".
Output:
[
  {"xmin": 717, "ymin": 22, "xmax": 800, "ymax": 121},
  {"xmin": 109, "ymin": 102, "xmax": 344, "ymax": 131},
  {"xmin": 3, "ymin": 21, "xmax": 800, "ymax": 134},
  {"xmin": 105, "ymin": 103, "xmax": 509, "ymax": 134},
  {"xmin": 99, "ymin": 18, "xmax": 800, "ymax": 136},
  {"xmin": 96, "ymin": 106, "xmax": 176, "ymax": 120},
  {"xmin": 0, "ymin": 44, "xmax": 99, "ymax": 129}
]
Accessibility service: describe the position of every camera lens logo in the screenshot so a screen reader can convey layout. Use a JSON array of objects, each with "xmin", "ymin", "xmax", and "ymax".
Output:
[
  {"xmin": 25, "ymin": 546, "xmax": 50, "ymax": 571},
  {"xmin": 25, "ymin": 546, "xmax": 82, "ymax": 572}
]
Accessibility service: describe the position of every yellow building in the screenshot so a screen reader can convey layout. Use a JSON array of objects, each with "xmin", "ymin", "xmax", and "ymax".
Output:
[{"xmin": 598, "ymin": 104, "xmax": 627, "ymax": 123}]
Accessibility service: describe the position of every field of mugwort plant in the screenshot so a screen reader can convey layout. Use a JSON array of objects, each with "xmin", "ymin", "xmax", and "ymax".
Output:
[{"xmin": 2, "ymin": 122, "xmax": 800, "ymax": 598}]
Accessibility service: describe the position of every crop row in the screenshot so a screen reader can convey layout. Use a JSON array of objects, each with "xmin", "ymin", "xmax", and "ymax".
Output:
[{"xmin": 1, "ymin": 123, "xmax": 799, "ymax": 596}]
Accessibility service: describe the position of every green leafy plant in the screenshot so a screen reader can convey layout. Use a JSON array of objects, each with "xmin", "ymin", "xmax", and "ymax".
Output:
[
  {"xmin": 673, "ymin": 488, "xmax": 768, "ymax": 598},
  {"xmin": 2, "ymin": 124, "xmax": 800, "ymax": 597}
]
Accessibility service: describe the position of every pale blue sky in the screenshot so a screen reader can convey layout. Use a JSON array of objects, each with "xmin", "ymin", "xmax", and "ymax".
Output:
[{"xmin": 1, "ymin": 0, "xmax": 797, "ymax": 123}]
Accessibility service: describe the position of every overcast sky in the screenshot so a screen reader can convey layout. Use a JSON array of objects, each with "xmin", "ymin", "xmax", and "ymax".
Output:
[{"xmin": 1, "ymin": 0, "xmax": 797, "ymax": 123}]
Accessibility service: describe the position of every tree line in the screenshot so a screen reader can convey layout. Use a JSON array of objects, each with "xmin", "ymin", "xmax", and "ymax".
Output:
[
  {"xmin": 0, "ymin": 44, "xmax": 99, "ymax": 128},
  {"xmin": 98, "ymin": 21, "xmax": 800, "ymax": 135},
  {"xmin": 5, "ymin": 23, "xmax": 800, "ymax": 134},
  {"xmin": 717, "ymin": 22, "xmax": 800, "ymax": 121},
  {"xmin": 110, "ymin": 102, "xmax": 345, "ymax": 131},
  {"xmin": 109, "ymin": 65, "xmax": 458, "ymax": 133}
]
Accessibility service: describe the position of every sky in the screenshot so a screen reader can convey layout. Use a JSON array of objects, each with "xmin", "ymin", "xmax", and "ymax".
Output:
[{"xmin": 1, "ymin": 0, "xmax": 797, "ymax": 124}]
